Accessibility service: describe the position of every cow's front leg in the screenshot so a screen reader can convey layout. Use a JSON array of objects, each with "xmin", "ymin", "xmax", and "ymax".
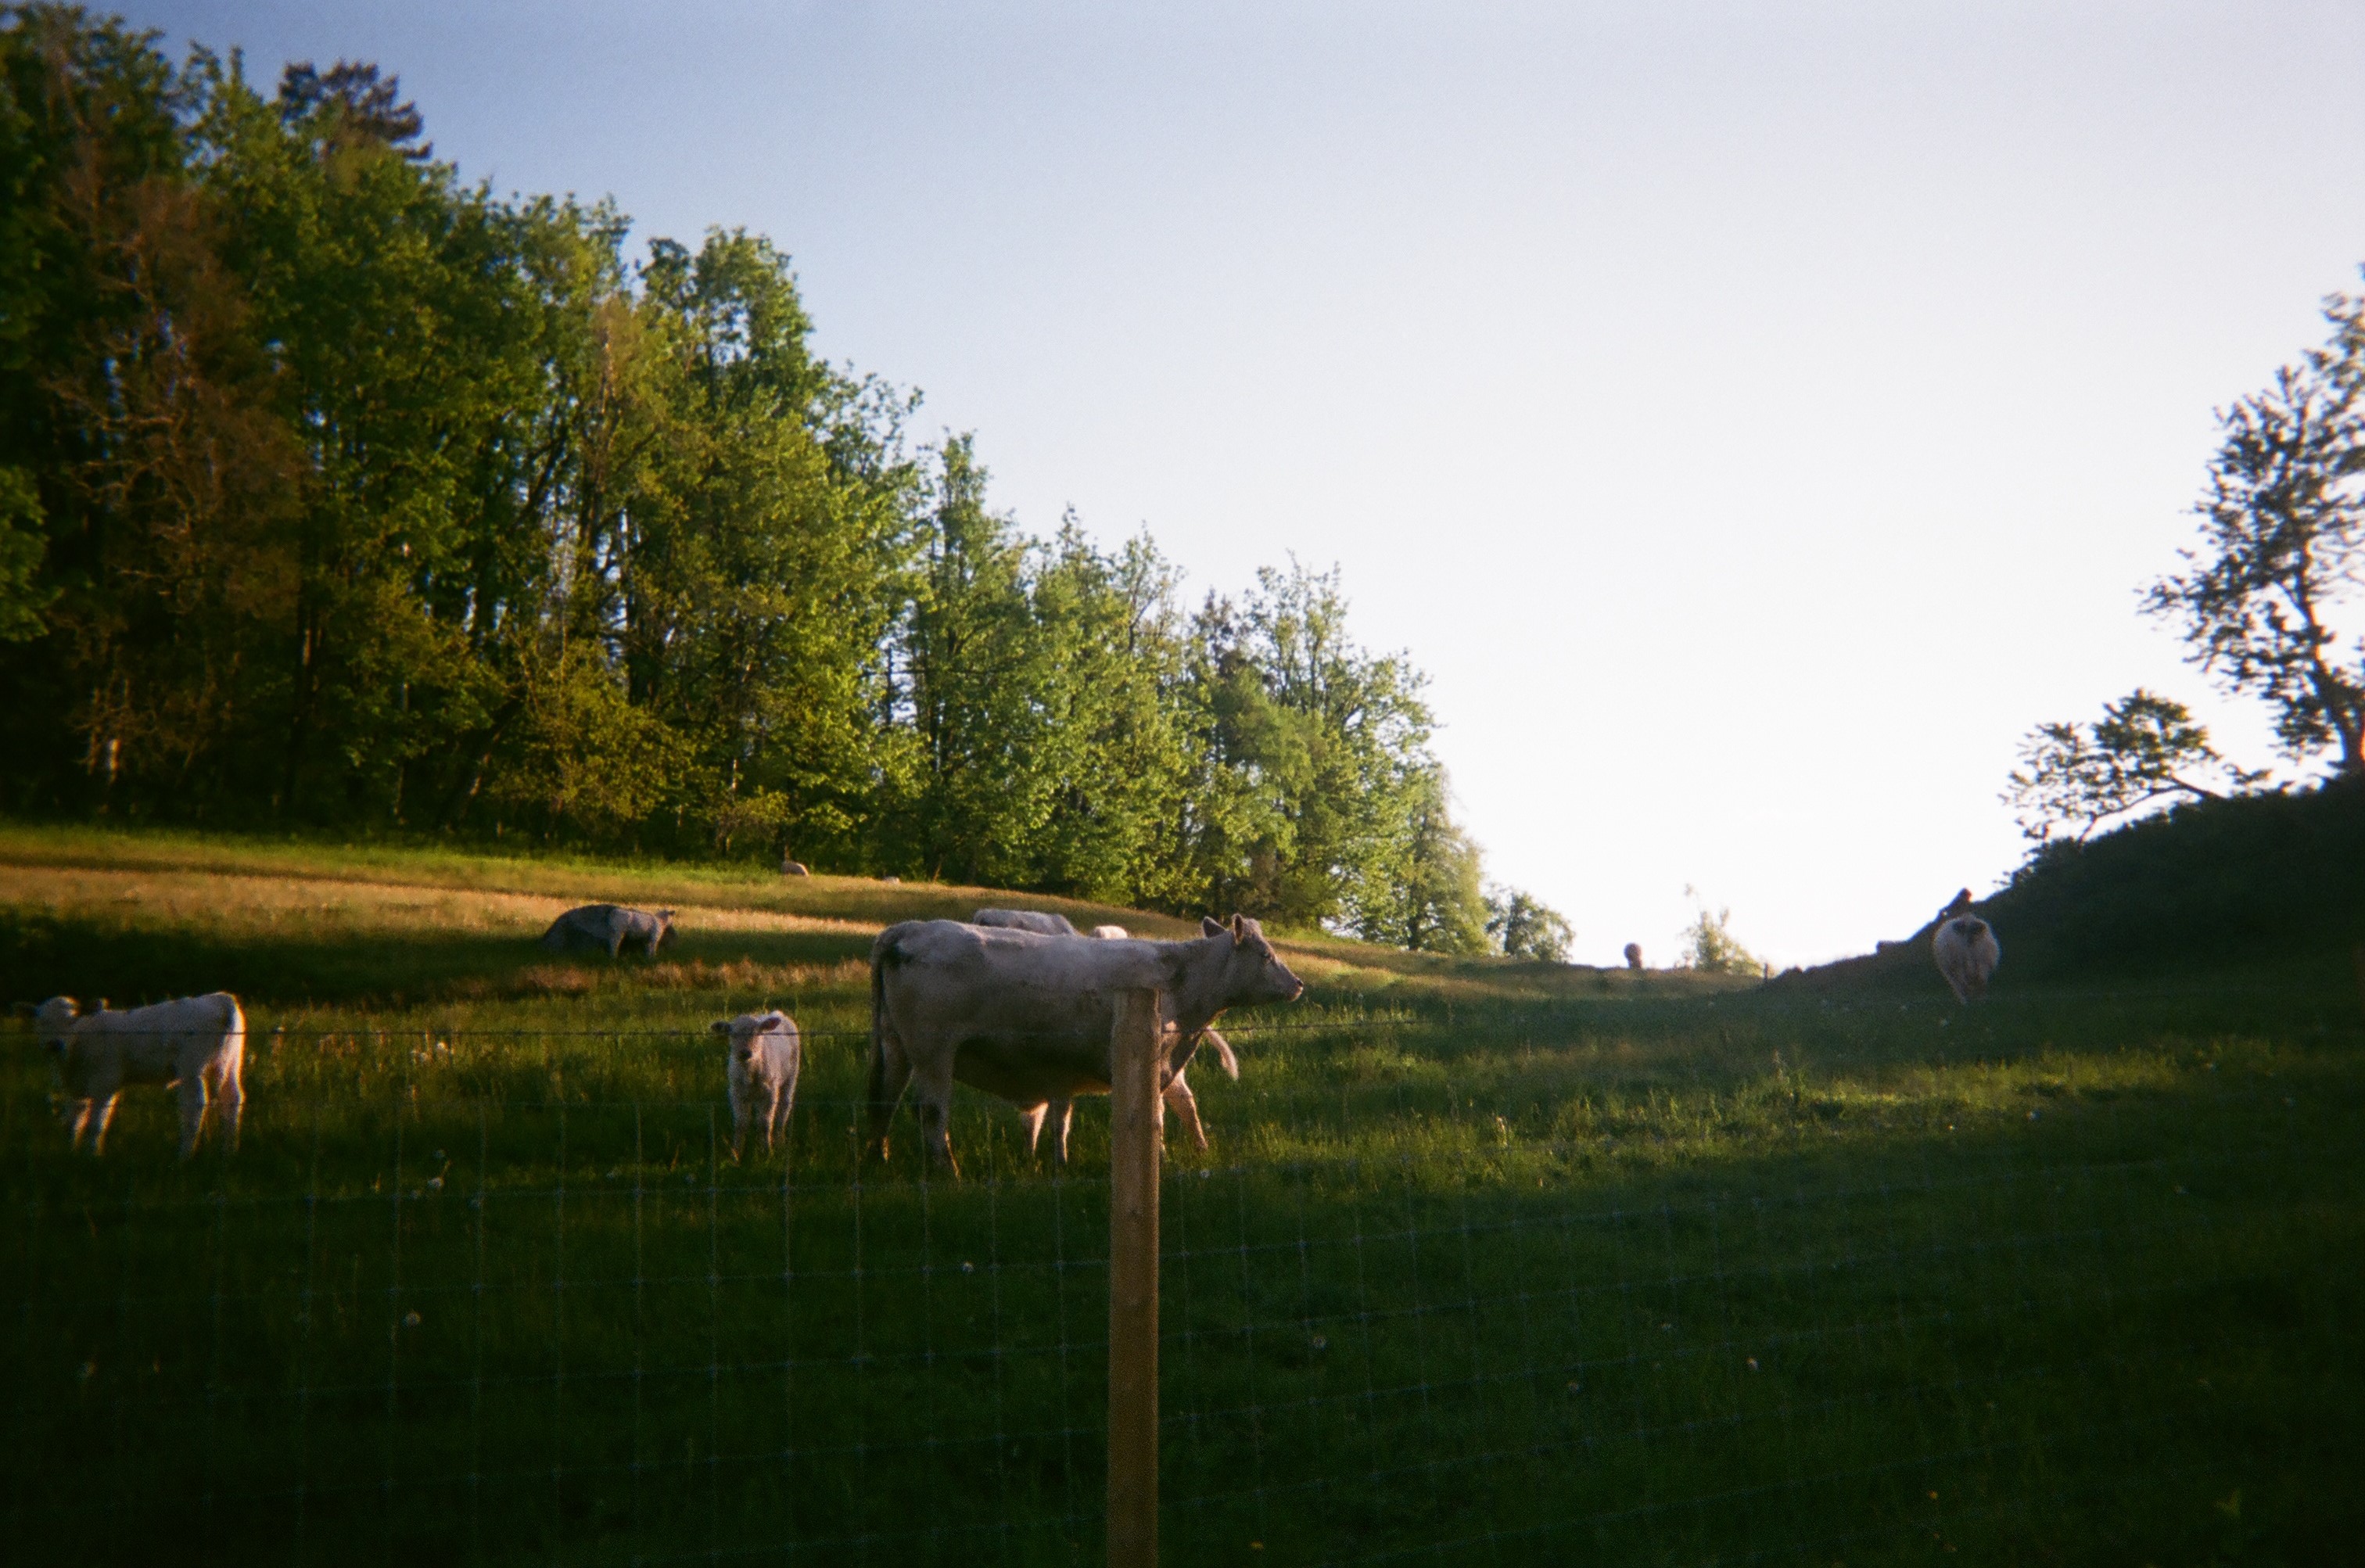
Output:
[
  {"xmin": 211, "ymin": 1057, "xmax": 244, "ymax": 1154},
  {"xmin": 766, "ymin": 1082, "xmax": 792, "ymax": 1153},
  {"xmin": 1053, "ymin": 1100, "xmax": 1075, "ymax": 1165},
  {"xmin": 88, "ymin": 1093, "xmax": 121, "ymax": 1156},
  {"xmin": 176, "ymin": 1074, "xmax": 210, "ymax": 1157},
  {"xmin": 65, "ymin": 1097, "xmax": 94, "ymax": 1153},
  {"xmin": 1020, "ymin": 1103, "xmax": 1050, "ymax": 1158},
  {"xmin": 729, "ymin": 1084, "xmax": 753, "ymax": 1161}
]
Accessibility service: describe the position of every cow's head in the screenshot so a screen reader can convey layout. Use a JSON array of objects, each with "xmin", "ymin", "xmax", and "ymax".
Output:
[
  {"xmin": 13, "ymin": 996, "xmax": 82, "ymax": 1053},
  {"xmin": 653, "ymin": 910, "xmax": 678, "ymax": 952},
  {"xmin": 1198, "ymin": 914, "xmax": 1305, "ymax": 1005},
  {"xmin": 709, "ymin": 1010, "xmax": 790, "ymax": 1062}
]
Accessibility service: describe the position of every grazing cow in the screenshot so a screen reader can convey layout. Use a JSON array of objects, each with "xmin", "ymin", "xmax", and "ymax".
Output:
[
  {"xmin": 1021, "ymin": 1023, "xmax": 1241, "ymax": 1164},
  {"xmin": 868, "ymin": 915, "xmax": 1304, "ymax": 1175},
  {"xmin": 1089, "ymin": 924, "xmax": 1131, "ymax": 940},
  {"xmin": 1623, "ymin": 942, "xmax": 1643, "ymax": 971},
  {"xmin": 781, "ymin": 858, "xmax": 810, "ymax": 877},
  {"xmin": 540, "ymin": 903, "xmax": 676, "ymax": 959},
  {"xmin": 1933, "ymin": 913, "xmax": 2001, "ymax": 1003},
  {"xmin": 15, "ymin": 993, "xmax": 246, "ymax": 1156},
  {"xmin": 710, "ymin": 1010, "xmax": 802, "ymax": 1159},
  {"xmin": 971, "ymin": 908, "xmax": 1081, "ymax": 937}
]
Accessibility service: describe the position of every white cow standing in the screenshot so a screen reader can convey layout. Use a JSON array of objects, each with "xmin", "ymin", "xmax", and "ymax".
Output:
[
  {"xmin": 868, "ymin": 914, "xmax": 1304, "ymax": 1175},
  {"xmin": 1933, "ymin": 913, "xmax": 2001, "ymax": 1003},
  {"xmin": 710, "ymin": 1010, "xmax": 802, "ymax": 1159},
  {"xmin": 16, "ymin": 992, "xmax": 246, "ymax": 1156},
  {"xmin": 997, "ymin": 919, "xmax": 1245, "ymax": 1164}
]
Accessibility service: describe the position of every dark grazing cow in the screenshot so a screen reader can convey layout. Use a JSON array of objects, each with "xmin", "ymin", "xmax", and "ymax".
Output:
[
  {"xmin": 867, "ymin": 915, "xmax": 1303, "ymax": 1175},
  {"xmin": 539, "ymin": 903, "xmax": 676, "ymax": 959}
]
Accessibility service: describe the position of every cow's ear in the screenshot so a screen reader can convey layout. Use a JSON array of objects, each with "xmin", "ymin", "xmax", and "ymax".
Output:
[
  {"xmin": 1229, "ymin": 914, "xmax": 1248, "ymax": 946},
  {"xmin": 709, "ymin": 1019, "xmax": 731, "ymax": 1035},
  {"xmin": 759, "ymin": 1013, "xmax": 787, "ymax": 1032},
  {"xmin": 1200, "ymin": 916, "xmax": 1226, "ymax": 938}
]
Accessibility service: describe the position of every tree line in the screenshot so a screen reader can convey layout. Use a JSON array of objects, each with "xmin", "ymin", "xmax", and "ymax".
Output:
[
  {"xmin": 2004, "ymin": 272, "xmax": 2365, "ymax": 847},
  {"xmin": 0, "ymin": 9, "xmax": 1590, "ymax": 952}
]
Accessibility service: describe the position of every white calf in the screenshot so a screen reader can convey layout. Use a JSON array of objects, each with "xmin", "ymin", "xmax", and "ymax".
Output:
[
  {"xmin": 17, "ymin": 993, "xmax": 246, "ymax": 1156},
  {"xmin": 1089, "ymin": 924, "xmax": 1131, "ymax": 939},
  {"xmin": 711, "ymin": 1010, "xmax": 802, "ymax": 1158}
]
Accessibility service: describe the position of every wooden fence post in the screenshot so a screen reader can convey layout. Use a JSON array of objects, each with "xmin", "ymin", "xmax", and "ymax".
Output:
[{"xmin": 1108, "ymin": 987, "xmax": 1163, "ymax": 1568}]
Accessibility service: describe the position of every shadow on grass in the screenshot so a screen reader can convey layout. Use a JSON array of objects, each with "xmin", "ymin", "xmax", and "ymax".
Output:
[
  {"xmin": 0, "ymin": 910, "xmax": 878, "ymax": 1011},
  {"xmin": 4, "ymin": 1035, "xmax": 2359, "ymax": 1566}
]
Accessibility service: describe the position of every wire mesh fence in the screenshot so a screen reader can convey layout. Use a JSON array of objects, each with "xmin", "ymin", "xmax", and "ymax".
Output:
[{"xmin": 5, "ymin": 1003, "xmax": 2360, "ymax": 1564}]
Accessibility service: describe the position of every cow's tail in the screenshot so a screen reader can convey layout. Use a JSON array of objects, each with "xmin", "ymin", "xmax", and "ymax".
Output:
[
  {"xmin": 864, "ymin": 928, "xmax": 908, "ymax": 1162},
  {"xmin": 1200, "ymin": 1027, "xmax": 1240, "ymax": 1081}
]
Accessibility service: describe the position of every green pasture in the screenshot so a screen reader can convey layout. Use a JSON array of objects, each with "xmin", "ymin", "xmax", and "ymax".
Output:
[{"xmin": 4, "ymin": 827, "xmax": 2361, "ymax": 1564}]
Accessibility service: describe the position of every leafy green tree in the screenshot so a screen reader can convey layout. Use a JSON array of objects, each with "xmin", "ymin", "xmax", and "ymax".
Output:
[
  {"xmin": 1680, "ymin": 887, "xmax": 1762, "ymax": 976},
  {"xmin": 2145, "ymin": 283, "xmax": 2365, "ymax": 777},
  {"xmin": 0, "ymin": 467, "xmax": 50, "ymax": 640},
  {"xmin": 1177, "ymin": 563, "xmax": 1437, "ymax": 927},
  {"xmin": 2002, "ymin": 689, "xmax": 2266, "ymax": 845},
  {"xmin": 1485, "ymin": 884, "xmax": 1574, "ymax": 962}
]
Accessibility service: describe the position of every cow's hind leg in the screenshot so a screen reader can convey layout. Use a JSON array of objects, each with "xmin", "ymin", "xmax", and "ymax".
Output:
[
  {"xmin": 911, "ymin": 1066, "xmax": 960, "ymax": 1179},
  {"xmin": 1053, "ymin": 1100, "xmax": 1075, "ymax": 1165},
  {"xmin": 864, "ymin": 1035, "xmax": 913, "ymax": 1164},
  {"xmin": 65, "ymin": 1098, "xmax": 94, "ymax": 1153},
  {"xmin": 1164, "ymin": 1075, "xmax": 1210, "ymax": 1152},
  {"xmin": 1021, "ymin": 1103, "xmax": 1050, "ymax": 1158}
]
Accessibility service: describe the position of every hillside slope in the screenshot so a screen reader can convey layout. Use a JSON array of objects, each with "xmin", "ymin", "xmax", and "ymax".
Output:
[{"xmin": 1785, "ymin": 777, "xmax": 2365, "ymax": 995}]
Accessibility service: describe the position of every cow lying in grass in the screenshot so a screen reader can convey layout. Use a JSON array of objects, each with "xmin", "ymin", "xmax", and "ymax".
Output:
[
  {"xmin": 15, "ymin": 992, "xmax": 246, "ymax": 1156},
  {"xmin": 1933, "ymin": 911, "xmax": 2001, "ymax": 1003},
  {"xmin": 540, "ymin": 903, "xmax": 676, "ymax": 959},
  {"xmin": 971, "ymin": 908, "xmax": 1080, "ymax": 937},
  {"xmin": 710, "ymin": 1010, "xmax": 802, "ymax": 1159},
  {"xmin": 868, "ymin": 915, "xmax": 1304, "ymax": 1175}
]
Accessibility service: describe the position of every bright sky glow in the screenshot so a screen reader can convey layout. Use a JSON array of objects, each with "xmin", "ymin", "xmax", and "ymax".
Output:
[{"xmin": 134, "ymin": 1, "xmax": 2365, "ymax": 965}]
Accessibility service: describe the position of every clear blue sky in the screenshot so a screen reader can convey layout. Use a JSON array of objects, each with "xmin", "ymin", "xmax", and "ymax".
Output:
[{"xmin": 132, "ymin": 1, "xmax": 2365, "ymax": 964}]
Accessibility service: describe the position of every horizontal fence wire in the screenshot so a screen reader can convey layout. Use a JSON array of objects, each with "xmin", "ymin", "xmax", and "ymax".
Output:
[{"xmin": 4, "ymin": 1000, "xmax": 2359, "ymax": 1566}]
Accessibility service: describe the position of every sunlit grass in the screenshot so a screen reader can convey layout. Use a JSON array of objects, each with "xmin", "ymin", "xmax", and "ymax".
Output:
[{"xmin": 3, "ymin": 823, "xmax": 2360, "ymax": 1565}]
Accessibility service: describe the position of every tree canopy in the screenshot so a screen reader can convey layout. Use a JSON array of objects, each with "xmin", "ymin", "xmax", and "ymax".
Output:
[{"xmin": 0, "ymin": 6, "xmax": 1500, "ymax": 944}]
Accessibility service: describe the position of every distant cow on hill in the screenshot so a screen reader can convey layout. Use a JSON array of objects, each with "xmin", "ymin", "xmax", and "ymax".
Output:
[
  {"xmin": 540, "ymin": 904, "xmax": 676, "ymax": 959},
  {"xmin": 1623, "ymin": 942, "xmax": 1643, "ymax": 971},
  {"xmin": 1933, "ymin": 912, "xmax": 2001, "ymax": 1003},
  {"xmin": 1089, "ymin": 924, "xmax": 1131, "ymax": 940},
  {"xmin": 971, "ymin": 908, "xmax": 1080, "ymax": 937},
  {"xmin": 16, "ymin": 992, "xmax": 246, "ymax": 1156},
  {"xmin": 868, "ymin": 915, "xmax": 1304, "ymax": 1175}
]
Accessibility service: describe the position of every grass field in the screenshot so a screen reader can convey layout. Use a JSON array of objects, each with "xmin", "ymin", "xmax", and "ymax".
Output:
[{"xmin": 5, "ymin": 825, "xmax": 2361, "ymax": 1565}]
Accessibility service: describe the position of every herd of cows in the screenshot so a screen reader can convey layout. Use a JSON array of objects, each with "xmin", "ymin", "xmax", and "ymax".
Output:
[
  {"xmin": 6, "ymin": 902, "xmax": 1308, "ymax": 1172},
  {"xmin": 11, "ymin": 892, "xmax": 2001, "ymax": 1167}
]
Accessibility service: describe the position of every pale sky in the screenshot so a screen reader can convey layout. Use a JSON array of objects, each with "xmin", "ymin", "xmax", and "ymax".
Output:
[{"xmin": 135, "ymin": 1, "xmax": 2365, "ymax": 966}]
